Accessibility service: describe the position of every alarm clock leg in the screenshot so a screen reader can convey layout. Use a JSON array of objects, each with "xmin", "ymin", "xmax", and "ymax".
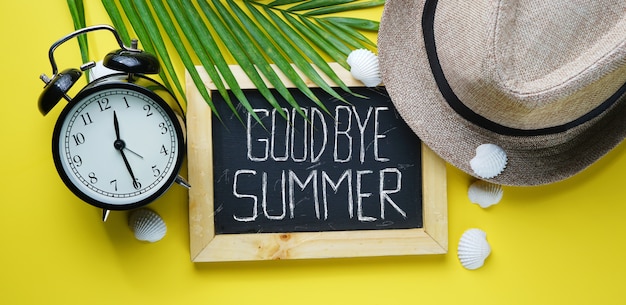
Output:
[
  {"xmin": 102, "ymin": 209, "xmax": 110, "ymax": 222},
  {"xmin": 175, "ymin": 175, "xmax": 191, "ymax": 189}
]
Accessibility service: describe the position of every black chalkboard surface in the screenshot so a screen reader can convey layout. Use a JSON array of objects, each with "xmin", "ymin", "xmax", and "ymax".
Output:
[{"xmin": 211, "ymin": 87, "xmax": 423, "ymax": 234}]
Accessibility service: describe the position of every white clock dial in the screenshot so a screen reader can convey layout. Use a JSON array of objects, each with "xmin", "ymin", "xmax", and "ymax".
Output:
[{"xmin": 53, "ymin": 86, "xmax": 183, "ymax": 209}]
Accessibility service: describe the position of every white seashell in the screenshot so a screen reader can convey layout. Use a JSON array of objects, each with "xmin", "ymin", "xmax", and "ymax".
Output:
[
  {"xmin": 128, "ymin": 209, "xmax": 167, "ymax": 243},
  {"xmin": 347, "ymin": 49, "xmax": 382, "ymax": 87},
  {"xmin": 470, "ymin": 143, "xmax": 507, "ymax": 179},
  {"xmin": 458, "ymin": 228, "xmax": 491, "ymax": 270},
  {"xmin": 468, "ymin": 180, "xmax": 503, "ymax": 208}
]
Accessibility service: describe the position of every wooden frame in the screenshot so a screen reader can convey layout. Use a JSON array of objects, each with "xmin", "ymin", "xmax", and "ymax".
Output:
[{"xmin": 187, "ymin": 64, "xmax": 447, "ymax": 262}]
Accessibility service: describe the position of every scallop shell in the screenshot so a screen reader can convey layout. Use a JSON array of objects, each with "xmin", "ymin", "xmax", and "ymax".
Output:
[
  {"xmin": 468, "ymin": 180, "xmax": 503, "ymax": 208},
  {"xmin": 347, "ymin": 49, "xmax": 382, "ymax": 87},
  {"xmin": 469, "ymin": 143, "xmax": 507, "ymax": 179},
  {"xmin": 458, "ymin": 228, "xmax": 491, "ymax": 270},
  {"xmin": 128, "ymin": 209, "xmax": 167, "ymax": 243}
]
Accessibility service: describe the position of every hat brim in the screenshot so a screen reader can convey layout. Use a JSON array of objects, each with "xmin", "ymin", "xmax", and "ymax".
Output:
[{"xmin": 378, "ymin": 0, "xmax": 626, "ymax": 186}]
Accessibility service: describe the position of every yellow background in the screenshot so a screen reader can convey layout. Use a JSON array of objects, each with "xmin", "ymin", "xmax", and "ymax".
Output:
[{"xmin": 2, "ymin": 1, "xmax": 626, "ymax": 304}]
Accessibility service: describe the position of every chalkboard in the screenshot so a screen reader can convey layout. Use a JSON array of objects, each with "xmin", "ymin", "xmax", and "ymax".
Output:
[
  {"xmin": 187, "ymin": 64, "xmax": 447, "ymax": 262},
  {"xmin": 212, "ymin": 87, "xmax": 422, "ymax": 234}
]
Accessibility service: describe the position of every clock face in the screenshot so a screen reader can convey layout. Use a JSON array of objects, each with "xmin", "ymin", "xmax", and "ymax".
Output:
[{"xmin": 52, "ymin": 83, "xmax": 184, "ymax": 210}]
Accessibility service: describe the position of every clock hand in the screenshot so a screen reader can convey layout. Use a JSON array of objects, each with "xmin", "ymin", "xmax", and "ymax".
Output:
[
  {"xmin": 113, "ymin": 111, "xmax": 140, "ymax": 189},
  {"xmin": 113, "ymin": 111, "xmax": 144, "ymax": 159},
  {"xmin": 119, "ymin": 148, "xmax": 141, "ymax": 190},
  {"xmin": 124, "ymin": 146, "xmax": 144, "ymax": 159},
  {"xmin": 113, "ymin": 110, "xmax": 121, "ymax": 141}
]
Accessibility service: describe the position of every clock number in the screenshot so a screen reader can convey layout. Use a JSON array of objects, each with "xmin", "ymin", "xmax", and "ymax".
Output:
[
  {"xmin": 97, "ymin": 98, "xmax": 111, "ymax": 112},
  {"xmin": 72, "ymin": 133, "xmax": 86, "ymax": 146},
  {"xmin": 123, "ymin": 97, "xmax": 130, "ymax": 108},
  {"xmin": 72, "ymin": 155, "xmax": 83, "ymax": 167},
  {"xmin": 160, "ymin": 145, "xmax": 169, "ymax": 156},
  {"xmin": 110, "ymin": 179, "xmax": 118, "ymax": 191},
  {"xmin": 159, "ymin": 122, "xmax": 168, "ymax": 134},
  {"xmin": 88, "ymin": 172, "xmax": 98, "ymax": 184},
  {"xmin": 80, "ymin": 112, "xmax": 93, "ymax": 126},
  {"xmin": 152, "ymin": 165, "xmax": 161, "ymax": 177},
  {"xmin": 133, "ymin": 178, "xmax": 142, "ymax": 190},
  {"xmin": 143, "ymin": 104, "xmax": 153, "ymax": 117}
]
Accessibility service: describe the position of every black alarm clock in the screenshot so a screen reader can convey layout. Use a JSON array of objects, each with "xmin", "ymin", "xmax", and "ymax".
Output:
[{"xmin": 38, "ymin": 25, "xmax": 189, "ymax": 221}]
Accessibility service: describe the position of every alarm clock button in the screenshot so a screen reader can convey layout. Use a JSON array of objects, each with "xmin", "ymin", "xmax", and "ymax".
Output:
[
  {"xmin": 38, "ymin": 68, "xmax": 82, "ymax": 116},
  {"xmin": 103, "ymin": 49, "xmax": 159, "ymax": 74}
]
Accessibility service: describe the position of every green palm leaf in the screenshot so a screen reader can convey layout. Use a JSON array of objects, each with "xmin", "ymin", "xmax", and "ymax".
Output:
[
  {"xmin": 316, "ymin": 18, "xmax": 374, "ymax": 49},
  {"xmin": 304, "ymin": 0, "xmax": 385, "ymax": 15},
  {"xmin": 196, "ymin": 0, "xmax": 297, "ymax": 120},
  {"xmin": 224, "ymin": 0, "xmax": 329, "ymax": 114},
  {"xmin": 100, "ymin": 0, "xmax": 131, "ymax": 44},
  {"xmin": 66, "ymin": 0, "xmax": 383, "ymax": 121},
  {"xmin": 323, "ymin": 16, "xmax": 380, "ymax": 31},
  {"xmin": 284, "ymin": 12, "xmax": 350, "ymax": 69},
  {"xmin": 66, "ymin": 0, "xmax": 89, "ymax": 79},
  {"xmin": 118, "ymin": 0, "xmax": 186, "ymax": 103},
  {"xmin": 154, "ymin": 0, "xmax": 244, "ymax": 122},
  {"xmin": 267, "ymin": 0, "xmax": 306, "ymax": 6},
  {"xmin": 247, "ymin": 2, "xmax": 349, "ymax": 104},
  {"xmin": 287, "ymin": 0, "xmax": 356, "ymax": 11}
]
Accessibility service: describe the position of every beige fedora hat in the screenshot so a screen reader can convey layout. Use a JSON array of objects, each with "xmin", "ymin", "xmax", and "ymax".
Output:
[{"xmin": 378, "ymin": 0, "xmax": 626, "ymax": 186}]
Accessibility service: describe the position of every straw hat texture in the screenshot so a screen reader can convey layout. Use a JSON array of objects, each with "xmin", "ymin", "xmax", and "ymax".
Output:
[{"xmin": 378, "ymin": 0, "xmax": 626, "ymax": 186}]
